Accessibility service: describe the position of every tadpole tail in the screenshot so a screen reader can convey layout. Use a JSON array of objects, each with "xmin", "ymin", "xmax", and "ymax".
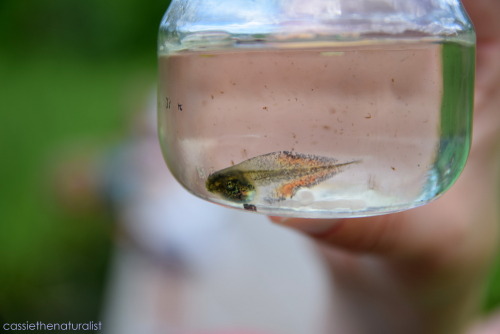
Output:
[{"xmin": 334, "ymin": 159, "xmax": 362, "ymax": 168}]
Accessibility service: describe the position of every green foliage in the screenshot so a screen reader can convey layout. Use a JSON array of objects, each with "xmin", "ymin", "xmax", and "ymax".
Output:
[
  {"xmin": 0, "ymin": 0, "xmax": 169, "ymax": 323},
  {"xmin": 0, "ymin": 0, "xmax": 171, "ymax": 59},
  {"xmin": 0, "ymin": 54, "xmax": 156, "ymax": 323},
  {"xmin": 483, "ymin": 252, "xmax": 500, "ymax": 313}
]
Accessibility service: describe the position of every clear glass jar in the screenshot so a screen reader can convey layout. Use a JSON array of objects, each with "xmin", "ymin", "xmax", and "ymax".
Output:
[{"xmin": 158, "ymin": 0, "xmax": 475, "ymax": 218}]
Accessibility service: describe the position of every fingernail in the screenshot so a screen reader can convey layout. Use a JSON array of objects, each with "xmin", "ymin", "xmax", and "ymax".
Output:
[{"xmin": 272, "ymin": 217, "xmax": 344, "ymax": 236}]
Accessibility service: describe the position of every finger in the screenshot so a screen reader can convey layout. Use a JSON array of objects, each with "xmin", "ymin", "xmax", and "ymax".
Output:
[
  {"xmin": 462, "ymin": 0, "xmax": 500, "ymax": 133},
  {"xmin": 462, "ymin": 0, "xmax": 500, "ymax": 45},
  {"xmin": 270, "ymin": 151, "xmax": 499, "ymax": 268},
  {"xmin": 271, "ymin": 212, "xmax": 415, "ymax": 259}
]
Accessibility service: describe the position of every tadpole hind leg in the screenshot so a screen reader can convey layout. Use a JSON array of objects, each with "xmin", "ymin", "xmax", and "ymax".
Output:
[{"xmin": 243, "ymin": 203, "xmax": 257, "ymax": 212}]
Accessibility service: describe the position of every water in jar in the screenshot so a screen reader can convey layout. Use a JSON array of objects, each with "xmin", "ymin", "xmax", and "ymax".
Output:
[{"xmin": 158, "ymin": 39, "xmax": 474, "ymax": 218}]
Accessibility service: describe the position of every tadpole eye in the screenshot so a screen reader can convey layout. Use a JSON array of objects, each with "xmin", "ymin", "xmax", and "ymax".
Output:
[{"xmin": 226, "ymin": 181, "xmax": 234, "ymax": 189}]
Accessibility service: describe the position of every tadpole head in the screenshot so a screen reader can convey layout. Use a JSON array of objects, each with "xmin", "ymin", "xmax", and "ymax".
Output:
[{"xmin": 206, "ymin": 170, "xmax": 255, "ymax": 203}]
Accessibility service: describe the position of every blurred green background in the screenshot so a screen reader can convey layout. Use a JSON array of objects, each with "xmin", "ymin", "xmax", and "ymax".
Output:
[
  {"xmin": 0, "ymin": 0, "xmax": 170, "ymax": 323},
  {"xmin": 1, "ymin": 0, "xmax": 500, "ymax": 326}
]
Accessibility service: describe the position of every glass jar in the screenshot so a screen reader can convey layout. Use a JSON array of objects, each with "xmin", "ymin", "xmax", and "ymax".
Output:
[{"xmin": 158, "ymin": 0, "xmax": 475, "ymax": 218}]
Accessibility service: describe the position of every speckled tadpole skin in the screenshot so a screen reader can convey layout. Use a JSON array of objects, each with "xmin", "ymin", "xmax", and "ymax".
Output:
[{"xmin": 206, "ymin": 151, "xmax": 359, "ymax": 204}]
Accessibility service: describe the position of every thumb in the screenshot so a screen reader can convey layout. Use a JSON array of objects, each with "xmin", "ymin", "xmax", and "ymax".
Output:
[{"xmin": 270, "ymin": 213, "xmax": 409, "ymax": 258}]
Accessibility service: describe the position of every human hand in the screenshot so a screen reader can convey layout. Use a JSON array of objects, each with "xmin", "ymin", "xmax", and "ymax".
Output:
[{"xmin": 271, "ymin": 1, "xmax": 500, "ymax": 333}]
